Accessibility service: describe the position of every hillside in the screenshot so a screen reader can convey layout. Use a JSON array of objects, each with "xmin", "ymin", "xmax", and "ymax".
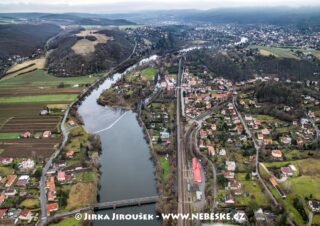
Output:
[
  {"xmin": 0, "ymin": 23, "xmax": 61, "ymax": 57},
  {"xmin": 46, "ymin": 29, "xmax": 134, "ymax": 76}
]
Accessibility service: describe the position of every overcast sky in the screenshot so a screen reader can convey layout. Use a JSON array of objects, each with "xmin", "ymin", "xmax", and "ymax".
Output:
[{"xmin": 0, "ymin": 0, "xmax": 320, "ymax": 13}]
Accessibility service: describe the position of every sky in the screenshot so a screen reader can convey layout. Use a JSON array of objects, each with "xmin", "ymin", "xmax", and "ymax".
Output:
[{"xmin": 0, "ymin": 0, "xmax": 320, "ymax": 13}]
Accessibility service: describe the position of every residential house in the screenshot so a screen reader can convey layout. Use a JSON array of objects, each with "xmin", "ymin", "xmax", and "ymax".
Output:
[
  {"xmin": 309, "ymin": 200, "xmax": 320, "ymax": 212},
  {"xmin": 271, "ymin": 150, "xmax": 282, "ymax": 159},
  {"xmin": 57, "ymin": 171, "xmax": 65, "ymax": 182},
  {"xmin": 16, "ymin": 175, "xmax": 30, "ymax": 187},
  {"xmin": 0, "ymin": 157, "xmax": 13, "ymax": 165},
  {"xmin": 228, "ymin": 179, "xmax": 241, "ymax": 190},
  {"xmin": 43, "ymin": 131, "xmax": 51, "ymax": 138},
  {"xmin": 226, "ymin": 161, "xmax": 236, "ymax": 171},
  {"xmin": 225, "ymin": 194, "xmax": 235, "ymax": 204},
  {"xmin": 5, "ymin": 175, "xmax": 17, "ymax": 188},
  {"xmin": 254, "ymin": 208, "xmax": 266, "ymax": 223},
  {"xmin": 19, "ymin": 209, "xmax": 32, "ymax": 221},
  {"xmin": 281, "ymin": 167, "xmax": 293, "ymax": 177},
  {"xmin": 0, "ymin": 194, "xmax": 5, "ymax": 205},
  {"xmin": 19, "ymin": 159, "xmax": 35, "ymax": 170},
  {"xmin": 46, "ymin": 203, "xmax": 59, "ymax": 216}
]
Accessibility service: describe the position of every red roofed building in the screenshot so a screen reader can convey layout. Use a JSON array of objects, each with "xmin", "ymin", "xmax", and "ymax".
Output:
[
  {"xmin": 192, "ymin": 158, "xmax": 202, "ymax": 183},
  {"xmin": 47, "ymin": 203, "xmax": 59, "ymax": 216},
  {"xmin": 57, "ymin": 171, "xmax": 65, "ymax": 182}
]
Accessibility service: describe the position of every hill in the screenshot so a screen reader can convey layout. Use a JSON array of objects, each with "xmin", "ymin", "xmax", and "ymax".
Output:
[
  {"xmin": 0, "ymin": 23, "xmax": 61, "ymax": 57},
  {"xmin": 46, "ymin": 29, "xmax": 134, "ymax": 76}
]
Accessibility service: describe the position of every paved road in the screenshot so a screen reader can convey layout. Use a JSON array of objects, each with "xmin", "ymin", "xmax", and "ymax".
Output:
[{"xmin": 232, "ymin": 95, "xmax": 279, "ymax": 206}]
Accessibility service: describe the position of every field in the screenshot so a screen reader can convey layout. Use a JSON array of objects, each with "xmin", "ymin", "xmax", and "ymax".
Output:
[
  {"xmin": 0, "ymin": 133, "xmax": 20, "ymax": 139},
  {"xmin": 0, "ymin": 116, "xmax": 61, "ymax": 133},
  {"xmin": 249, "ymin": 45, "xmax": 320, "ymax": 60},
  {"xmin": 236, "ymin": 173, "xmax": 269, "ymax": 206},
  {"xmin": 66, "ymin": 182, "xmax": 98, "ymax": 210},
  {"xmin": 263, "ymin": 158, "xmax": 320, "ymax": 225},
  {"xmin": 141, "ymin": 67, "xmax": 157, "ymax": 81},
  {"xmin": 0, "ymin": 94, "xmax": 78, "ymax": 104},
  {"xmin": 4, "ymin": 57, "xmax": 46, "ymax": 79},
  {"xmin": 0, "ymin": 69, "xmax": 101, "ymax": 87},
  {"xmin": 72, "ymin": 29, "xmax": 111, "ymax": 56},
  {"xmin": 159, "ymin": 156, "xmax": 170, "ymax": 182},
  {"xmin": 0, "ymin": 138, "xmax": 62, "ymax": 158},
  {"xmin": 19, "ymin": 198, "xmax": 40, "ymax": 208}
]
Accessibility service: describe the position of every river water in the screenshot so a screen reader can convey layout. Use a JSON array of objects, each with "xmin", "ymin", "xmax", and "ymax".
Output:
[{"xmin": 77, "ymin": 56, "xmax": 162, "ymax": 226}]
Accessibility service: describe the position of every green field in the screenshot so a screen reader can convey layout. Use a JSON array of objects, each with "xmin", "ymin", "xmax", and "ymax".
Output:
[
  {"xmin": 160, "ymin": 156, "xmax": 170, "ymax": 182},
  {"xmin": 249, "ymin": 45, "xmax": 320, "ymax": 60},
  {"xmin": 0, "ymin": 133, "xmax": 20, "ymax": 139},
  {"xmin": 0, "ymin": 69, "xmax": 102, "ymax": 87},
  {"xmin": 141, "ymin": 67, "xmax": 157, "ymax": 81},
  {"xmin": 236, "ymin": 173, "xmax": 269, "ymax": 206},
  {"xmin": 0, "ymin": 94, "xmax": 78, "ymax": 103}
]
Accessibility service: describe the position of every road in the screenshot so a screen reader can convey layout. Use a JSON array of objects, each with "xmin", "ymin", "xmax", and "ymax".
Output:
[
  {"xmin": 232, "ymin": 94, "xmax": 279, "ymax": 206},
  {"xmin": 39, "ymin": 41, "xmax": 138, "ymax": 226}
]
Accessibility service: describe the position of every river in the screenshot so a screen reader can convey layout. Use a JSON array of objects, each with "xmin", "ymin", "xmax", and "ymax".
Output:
[{"xmin": 77, "ymin": 56, "xmax": 162, "ymax": 226}]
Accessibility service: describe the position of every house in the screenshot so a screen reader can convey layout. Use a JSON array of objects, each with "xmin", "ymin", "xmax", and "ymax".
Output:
[
  {"xmin": 271, "ymin": 150, "xmax": 282, "ymax": 159},
  {"xmin": 0, "ymin": 194, "xmax": 5, "ymax": 205},
  {"xmin": 228, "ymin": 179, "xmax": 241, "ymax": 190},
  {"xmin": 223, "ymin": 171, "xmax": 235, "ymax": 179},
  {"xmin": 67, "ymin": 120, "xmax": 76, "ymax": 126},
  {"xmin": 66, "ymin": 150, "xmax": 74, "ymax": 158},
  {"xmin": 263, "ymin": 139, "xmax": 273, "ymax": 145},
  {"xmin": 0, "ymin": 209, "xmax": 7, "ymax": 219},
  {"xmin": 5, "ymin": 175, "xmax": 17, "ymax": 188},
  {"xmin": 261, "ymin": 128, "xmax": 270, "ymax": 135},
  {"xmin": 4, "ymin": 189, "xmax": 17, "ymax": 197},
  {"xmin": 225, "ymin": 194, "xmax": 235, "ymax": 204},
  {"xmin": 196, "ymin": 191, "xmax": 202, "ymax": 201},
  {"xmin": 57, "ymin": 171, "xmax": 65, "ymax": 182},
  {"xmin": 219, "ymin": 149, "xmax": 226, "ymax": 156},
  {"xmin": 207, "ymin": 146, "xmax": 215, "ymax": 156},
  {"xmin": 0, "ymin": 157, "xmax": 13, "ymax": 165},
  {"xmin": 16, "ymin": 175, "xmax": 30, "ymax": 187},
  {"xmin": 19, "ymin": 159, "xmax": 35, "ymax": 170},
  {"xmin": 254, "ymin": 208, "xmax": 266, "ymax": 222},
  {"xmin": 19, "ymin": 209, "xmax": 32, "ymax": 221},
  {"xmin": 257, "ymin": 134, "xmax": 264, "ymax": 140},
  {"xmin": 309, "ymin": 200, "xmax": 320, "ymax": 212},
  {"xmin": 160, "ymin": 130, "xmax": 170, "ymax": 141},
  {"xmin": 46, "ymin": 203, "xmax": 59, "ymax": 216},
  {"xmin": 281, "ymin": 136, "xmax": 292, "ymax": 144},
  {"xmin": 21, "ymin": 131, "xmax": 31, "ymax": 138},
  {"xmin": 43, "ymin": 131, "xmax": 51, "ymax": 138},
  {"xmin": 226, "ymin": 161, "xmax": 236, "ymax": 171},
  {"xmin": 281, "ymin": 167, "xmax": 293, "ymax": 177}
]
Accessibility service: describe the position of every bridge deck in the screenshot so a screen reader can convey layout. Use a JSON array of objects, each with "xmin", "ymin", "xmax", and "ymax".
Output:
[{"xmin": 93, "ymin": 196, "xmax": 159, "ymax": 210}]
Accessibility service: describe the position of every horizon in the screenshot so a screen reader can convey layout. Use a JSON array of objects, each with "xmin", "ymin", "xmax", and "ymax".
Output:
[{"xmin": 1, "ymin": 0, "xmax": 320, "ymax": 13}]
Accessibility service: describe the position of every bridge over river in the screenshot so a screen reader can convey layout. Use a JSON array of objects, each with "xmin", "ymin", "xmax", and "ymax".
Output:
[{"xmin": 47, "ymin": 196, "xmax": 160, "ymax": 223}]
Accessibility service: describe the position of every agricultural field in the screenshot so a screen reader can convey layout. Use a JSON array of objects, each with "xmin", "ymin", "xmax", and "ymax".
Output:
[
  {"xmin": 0, "ymin": 69, "xmax": 101, "ymax": 159},
  {"xmin": 0, "ymin": 138, "xmax": 62, "ymax": 158},
  {"xmin": 0, "ymin": 116, "xmax": 61, "ymax": 133},
  {"xmin": 4, "ymin": 57, "xmax": 46, "ymax": 79},
  {"xmin": 249, "ymin": 45, "xmax": 320, "ymax": 60}
]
